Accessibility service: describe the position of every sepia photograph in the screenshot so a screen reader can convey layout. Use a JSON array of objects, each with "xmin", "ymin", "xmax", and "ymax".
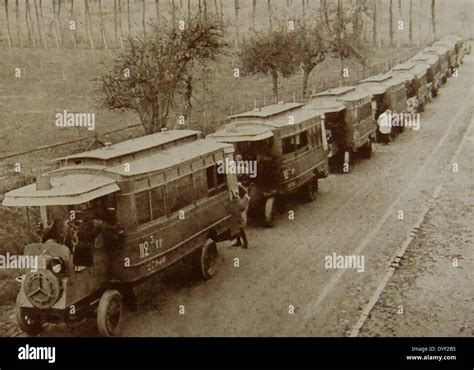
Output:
[{"xmin": 0, "ymin": 0, "xmax": 472, "ymax": 368}]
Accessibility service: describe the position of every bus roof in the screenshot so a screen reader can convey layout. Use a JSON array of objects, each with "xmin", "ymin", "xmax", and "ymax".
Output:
[
  {"xmin": 2, "ymin": 174, "xmax": 120, "ymax": 207},
  {"xmin": 313, "ymin": 86, "xmax": 372, "ymax": 102},
  {"xmin": 106, "ymin": 139, "xmax": 234, "ymax": 177},
  {"xmin": 55, "ymin": 130, "xmax": 200, "ymax": 163},
  {"xmin": 228, "ymin": 103, "xmax": 304, "ymax": 120}
]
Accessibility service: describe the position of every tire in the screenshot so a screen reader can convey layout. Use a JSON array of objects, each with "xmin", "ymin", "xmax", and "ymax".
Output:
[
  {"xmin": 303, "ymin": 177, "xmax": 319, "ymax": 202},
  {"xmin": 16, "ymin": 305, "xmax": 42, "ymax": 336},
  {"xmin": 194, "ymin": 238, "xmax": 218, "ymax": 280},
  {"xmin": 264, "ymin": 197, "xmax": 276, "ymax": 227},
  {"xmin": 361, "ymin": 139, "xmax": 372, "ymax": 159},
  {"xmin": 97, "ymin": 290, "xmax": 123, "ymax": 337}
]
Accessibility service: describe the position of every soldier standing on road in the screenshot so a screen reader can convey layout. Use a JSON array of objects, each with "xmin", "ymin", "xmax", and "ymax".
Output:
[
  {"xmin": 228, "ymin": 185, "xmax": 250, "ymax": 249},
  {"xmin": 377, "ymin": 108, "xmax": 392, "ymax": 145}
]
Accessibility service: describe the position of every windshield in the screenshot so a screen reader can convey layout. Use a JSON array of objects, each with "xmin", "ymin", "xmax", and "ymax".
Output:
[{"xmin": 234, "ymin": 138, "xmax": 274, "ymax": 161}]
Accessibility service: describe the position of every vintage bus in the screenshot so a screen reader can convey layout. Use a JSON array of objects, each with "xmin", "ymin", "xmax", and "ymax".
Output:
[
  {"xmin": 357, "ymin": 73, "xmax": 408, "ymax": 134},
  {"xmin": 420, "ymin": 46, "xmax": 451, "ymax": 83},
  {"xmin": 390, "ymin": 62, "xmax": 430, "ymax": 112},
  {"xmin": 308, "ymin": 86, "xmax": 377, "ymax": 172},
  {"xmin": 2, "ymin": 130, "xmax": 240, "ymax": 336},
  {"xmin": 208, "ymin": 102, "xmax": 329, "ymax": 227},
  {"xmin": 409, "ymin": 52, "xmax": 443, "ymax": 97}
]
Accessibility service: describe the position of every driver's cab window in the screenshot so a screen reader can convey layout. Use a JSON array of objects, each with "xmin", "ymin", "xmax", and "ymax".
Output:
[{"xmin": 43, "ymin": 195, "xmax": 117, "ymax": 271}]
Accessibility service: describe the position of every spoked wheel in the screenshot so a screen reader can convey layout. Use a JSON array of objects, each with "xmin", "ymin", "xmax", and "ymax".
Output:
[
  {"xmin": 264, "ymin": 197, "xmax": 276, "ymax": 227},
  {"xmin": 303, "ymin": 177, "xmax": 319, "ymax": 202},
  {"xmin": 97, "ymin": 290, "xmax": 123, "ymax": 337},
  {"xmin": 195, "ymin": 238, "xmax": 218, "ymax": 280},
  {"xmin": 16, "ymin": 305, "xmax": 42, "ymax": 336}
]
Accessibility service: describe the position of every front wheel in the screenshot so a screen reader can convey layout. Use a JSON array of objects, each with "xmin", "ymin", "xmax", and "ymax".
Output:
[
  {"xmin": 97, "ymin": 290, "xmax": 123, "ymax": 337},
  {"xmin": 16, "ymin": 306, "xmax": 42, "ymax": 336}
]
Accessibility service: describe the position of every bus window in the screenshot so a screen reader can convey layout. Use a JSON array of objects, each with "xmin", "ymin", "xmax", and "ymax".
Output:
[
  {"xmin": 151, "ymin": 186, "xmax": 166, "ymax": 219},
  {"xmin": 282, "ymin": 136, "xmax": 296, "ymax": 155},
  {"xmin": 135, "ymin": 191, "xmax": 151, "ymax": 225},
  {"xmin": 194, "ymin": 170, "xmax": 208, "ymax": 201},
  {"xmin": 297, "ymin": 131, "xmax": 309, "ymax": 150},
  {"xmin": 168, "ymin": 175, "xmax": 194, "ymax": 213}
]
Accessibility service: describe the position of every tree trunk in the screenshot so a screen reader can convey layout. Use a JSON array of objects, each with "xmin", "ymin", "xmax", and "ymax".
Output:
[
  {"xmin": 214, "ymin": 0, "xmax": 218, "ymax": 16},
  {"xmin": 409, "ymin": 0, "xmax": 413, "ymax": 44},
  {"xmin": 25, "ymin": 0, "xmax": 35, "ymax": 46},
  {"xmin": 99, "ymin": 0, "xmax": 108, "ymax": 48},
  {"xmin": 142, "ymin": 0, "xmax": 146, "ymax": 40},
  {"xmin": 127, "ymin": 0, "xmax": 131, "ymax": 36},
  {"xmin": 4, "ymin": 0, "xmax": 13, "ymax": 46},
  {"xmin": 272, "ymin": 70, "xmax": 279, "ymax": 100},
  {"xmin": 234, "ymin": 0, "xmax": 240, "ymax": 47},
  {"xmin": 15, "ymin": 0, "xmax": 22, "ymax": 47},
  {"xmin": 38, "ymin": 0, "xmax": 47, "ymax": 47},
  {"xmin": 302, "ymin": 0, "xmax": 305, "ymax": 18},
  {"xmin": 51, "ymin": 0, "xmax": 59, "ymax": 47},
  {"xmin": 84, "ymin": 0, "xmax": 94, "ymax": 49},
  {"xmin": 57, "ymin": 0, "xmax": 64, "ymax": 45},
  {"xmin": 372, "ymin": 0, "xmax": 377, "ymax": 45},
  {"xmin": 251, "ymin": 0, "xmax": 256, "ymax": 30},
  {"xmin": 155, "ymin": 0, "xmax": 160, "ymax": 21},
  {"xmin": 220, "ymin": 0, "xmax": 223, "ymax": 22},
  {"xmin": 203, "ymin": 0, "xmax": 207, "ymax": 19},
  {"xmin": 302, "ymin": 67, "xmax": 311, "ymax": 99},
  {"xmin": 32, "ymin": 0, "xmax": 43, "ymax": 47},
  {"xmin": 187, "ymin": 0, "xmax": 191, "ymax": 19},
  {"xmin": 113, "ymin": 0, "xmax": 119, "ymax": 46},
  {"xmin": 171, "ymin": 0, "xmax": 176, "ymax": 25},
  {"xmin": 117, "ymin": 0, "xmax": 123, "ymax": 48},
  {"xmin": 69, "ymin": 0, "xmax": 76, "ymax": 48},
  {"xmin": 268, "ymin": 0, "xmax": 273, "ymax": 31},
  {"xmin": 431, "ymin": 0, "xmax": 436, "ymax": 41},
  {"xmin": 389, "ymin": 0, "xmax": 393, "ymax": 46}
]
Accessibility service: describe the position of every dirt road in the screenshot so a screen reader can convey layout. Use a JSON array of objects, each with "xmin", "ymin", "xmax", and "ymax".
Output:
[{"xmin": 4, "ymin": 50, "xmax": 472, "ymax": 338}]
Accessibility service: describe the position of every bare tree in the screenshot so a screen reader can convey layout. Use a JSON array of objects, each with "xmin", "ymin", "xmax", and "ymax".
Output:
[
  {"xmin": 15, "ymin": 0, "xmax": 22, "ymax": 47},
  {"xmin": 84, "ymin": 0, "xmax": 94, "ymax": 49},
  {"xmin": 69, "ymin": 0, "xmax": 76, "ymax": 48},
  {"xmin": 142, "ymin": 0, "xmax": 146, "ymax": 40},
  {"xmin": 251, "ymin": 0, "xmax": 256, "ymax": 30},
  {"xmin": 38, "ymin": 0, "xmax": 46, "ymax": 47},
  {"xmin": 293, "ymin": 21, "xmax": 326, "ymax": 97},
  {"xmin": 127, "ymin": 0, "xmax": 131, "ymax": 36},
  {"xmin": 57, "ymin": 0, "xmax": 64, "ymax": 45},
  {"xmin": 155, "ymin": 0, "xmax": 160, "ymax": 21},
  {"xmin": 100, "ymin": 18, "xmax": 224, "ymax": 134},
  {"xmin": 99, "ymin": 0, "xmax": 108, "ymax": 49},
  {"xmin": 389, "ymin": 0, "xmax": 393, "ymax": 46},
  {"xmin": 372, "ymin": 0, "xmax": 377, "ymax": 45},
  {"xmin": 234, "ymin": 0, "xmax": 240, "ymax": 47},
  {"xmin": 33, "ymin": 0, "xmax": 45, "ymax": 47},
  {"xmin": 267, "ymin": 0, "xmax": 273, "ymax": 31},
  {"xmin": 25, "ymin": 0, "xmax": 35, "ymax": 46},
  {"xmin": 4, "ymin": 0, "xmax": 13, "ymax": 46},
  {"xmin": 409, "ymin": 0, "xmax": 413, "ymax": 44},
  {"xmin": 431, "ymin": 0, "xmax": 436, "ymax": 41},
  {"xmin": 240, "ymin": 28, "xmax": 300, "ymax": 99},
  {"xmin": 171, "ymin": 0, "xmax": 176, "ymax": 25},
  {"xmin": 117, "ymin": 0, "xmax": 124, "ymax": 48}
]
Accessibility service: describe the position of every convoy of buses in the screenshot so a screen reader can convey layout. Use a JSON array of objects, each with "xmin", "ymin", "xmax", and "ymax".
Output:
[{"xmin": 1, "ymin": 35, "xmax": 469, "ymax": 336}]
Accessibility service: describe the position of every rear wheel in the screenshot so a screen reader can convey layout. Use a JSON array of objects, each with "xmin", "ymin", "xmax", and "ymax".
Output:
[
  {"xmin": 97, "ymin": 290, "xmax": 123, "ymax": 337},
  {"xmin": 361, "ymin": 139, "xmax": 372, "ymax": 159},
  {"xmin": 16, "ymin": 306, "xmax": 42, "ymax": 336},
  {"xmin": 303, "ymin": 177, "xmax": 319, "ymax": 202},
  {"xmin": 194, "ymin": 238, "xmax": 218, "ymax": 280},
  {"xmin": 264, "ymin": 197, "xmax": 276, "ymax": 227}
]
